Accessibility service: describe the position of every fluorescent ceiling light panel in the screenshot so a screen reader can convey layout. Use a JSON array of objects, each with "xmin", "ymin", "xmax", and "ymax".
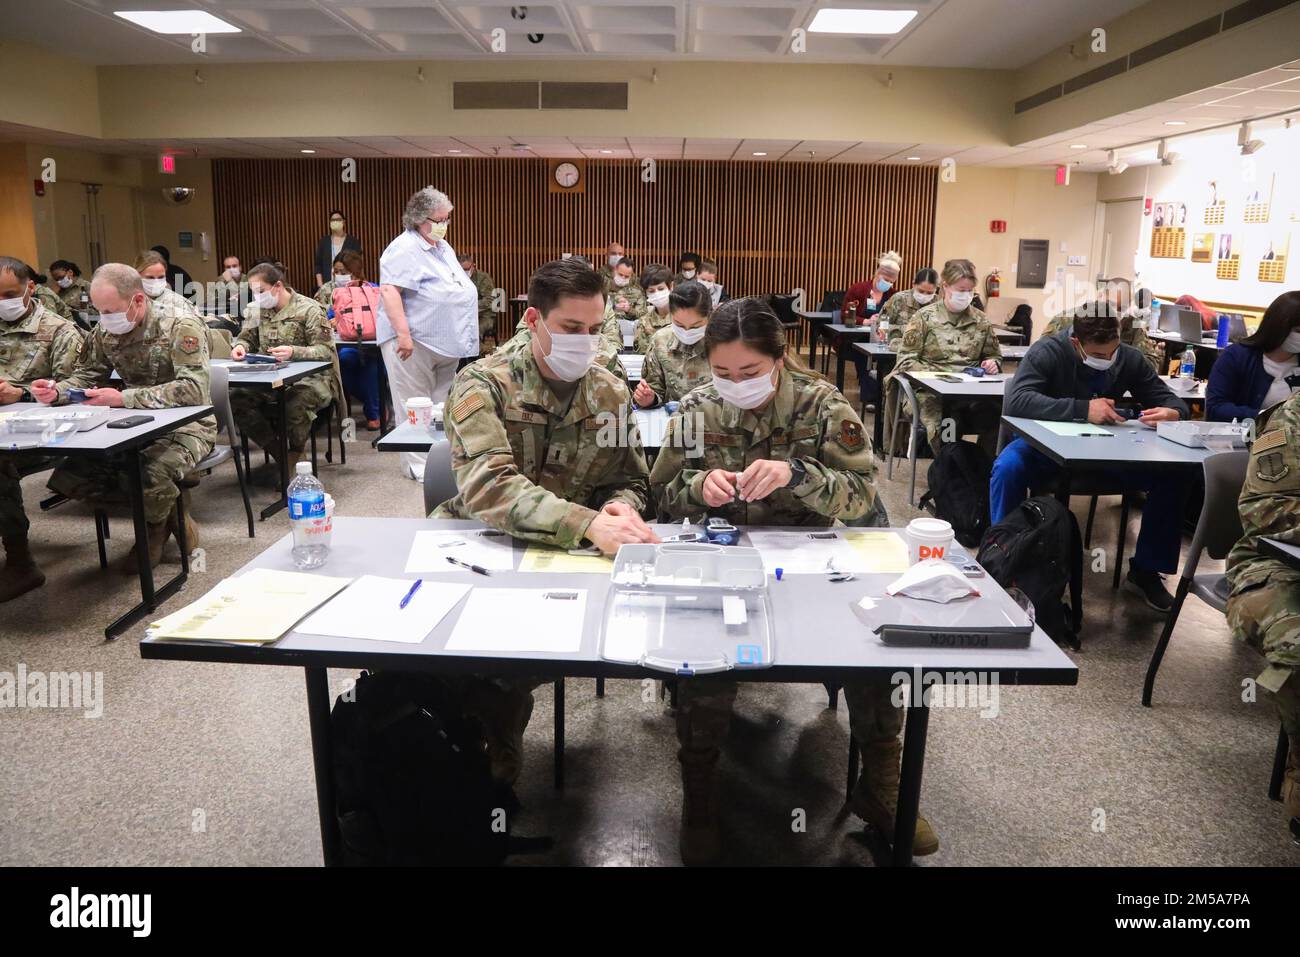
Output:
[
  {"xmin": 808, "ymin": 9, "xmax": 917, "ymax": 34},
  {"xmin": 114, "ymin": 10, "xmax": 241, "ymax": 34}
]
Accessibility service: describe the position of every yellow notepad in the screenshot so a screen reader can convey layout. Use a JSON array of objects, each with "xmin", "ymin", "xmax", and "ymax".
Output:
[
  {"xmin": 148, "ymin": 568, "xmax": 353, "ymax": 643},
  {"xmin": 842, "ymin": 531, "xmax": 911, "ymax": 574},
  {"xmin": 517, "ymin": 547, "xmax": 614, "ymax": 574}
]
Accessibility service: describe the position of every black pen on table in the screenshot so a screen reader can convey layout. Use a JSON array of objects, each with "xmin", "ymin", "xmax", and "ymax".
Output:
[{"xmin": 446, "ymin": 556, "xmax": 491, "ymax": 576}]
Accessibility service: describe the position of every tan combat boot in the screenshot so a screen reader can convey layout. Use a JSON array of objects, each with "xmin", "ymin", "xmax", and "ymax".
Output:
[
  {"xmin": 115, "ymin": 521, "xmax": 171, "ymax": 573},
  {"xmin": 678, "ymin": 748, "xmax": 722, "ymax": 866},
  {"xmin": 168, "ymin": 508, "xmax": 200, "ymax": 556},
  {"xmin": 462, "ymin": 683, "xmax": 534, "ymax": 787},
  {"xmin": 0, "ymin": 535, "xmax": 45, "ymax": 602},
  {"xmin": 851, "ymin": 737, "xmax": 940, "ymax": 856}
]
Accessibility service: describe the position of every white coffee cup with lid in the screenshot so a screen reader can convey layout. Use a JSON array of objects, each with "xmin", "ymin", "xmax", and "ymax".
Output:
[
  {"xmin": 405, "ymin": 396, "xmax": 434, "ymax": 430},
  {"xmin": 905, "ymin": 517, "xmax": 954, "ymax": 565}
]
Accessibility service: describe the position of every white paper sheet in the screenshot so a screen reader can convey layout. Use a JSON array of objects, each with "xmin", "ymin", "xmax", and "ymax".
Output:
[
  {"xmin": 297, "ymin": 575, "xmax": 471, "ymax": 644},
  {"xmin": 445, "ymin": 587, "xmax": 587, "ymax": 653},
  {"xmin": 404, "ymin": 529, "xmax": 516, "ymax": 573},
  {"xmin": 746, "ymin": 529, "xmax": 906, "ymax": 575},
  {"xmin": 633, "ymin": 408, "xmax": 669, "ymax": 447}
]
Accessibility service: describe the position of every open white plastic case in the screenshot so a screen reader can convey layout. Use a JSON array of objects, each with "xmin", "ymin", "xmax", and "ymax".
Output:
[
  {"xmin": 12, "ymin": 406, "xmax": 111, "ymax": 432},
  {"xmin": 599, "ymin": 543, "xmax": 774, "ymax": 675}
]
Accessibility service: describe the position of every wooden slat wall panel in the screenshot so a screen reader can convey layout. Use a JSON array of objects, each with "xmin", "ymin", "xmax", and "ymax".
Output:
[{"xmin": 212, "ymin": 158, "xmax": 937, "ymax": 336}]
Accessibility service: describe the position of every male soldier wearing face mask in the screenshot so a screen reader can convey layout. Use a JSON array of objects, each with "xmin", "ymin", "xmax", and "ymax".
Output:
[
  {"xmin": 433, "ymin": 257, "xmax": 659, "ymax": 785},
  {"xmin": 0, "ymin": 257, "xmax": 85, "ymax": 601},
  {"xmin": 30, "ymin": 263, "xmax": 215, "ymax": 571}
]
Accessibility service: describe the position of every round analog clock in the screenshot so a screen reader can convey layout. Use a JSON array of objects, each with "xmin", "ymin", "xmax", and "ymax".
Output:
[{"xmin": 554, "ymin": 162, "xmax": 581, "ymax": 188}]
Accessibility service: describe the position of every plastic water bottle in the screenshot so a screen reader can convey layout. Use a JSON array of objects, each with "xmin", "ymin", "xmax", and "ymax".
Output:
[
  {"xmin": 288, "ymin": 461, "xmax": 329, "ymax": 569},
  {"xmin": 1180, "ymin": 347, "xmax": 1196, "ymax": 379}
]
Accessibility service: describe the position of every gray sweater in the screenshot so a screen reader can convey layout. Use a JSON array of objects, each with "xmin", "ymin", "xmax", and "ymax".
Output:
[{"xmin": 1004, "ymin": 331, "xmax": 1189, "ymax": 422}]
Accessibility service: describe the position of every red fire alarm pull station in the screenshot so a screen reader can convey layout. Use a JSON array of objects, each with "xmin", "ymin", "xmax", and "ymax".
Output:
[
  {"xmin": 1144, "ymin": 198, "xmax": 1153, "ymax": 216},
  {"xmin": 1054, "ymin": 164, "xmax": 1070, "ymax": 186},
  {"xmin": 159, "ymin": 154, "xmax": 176, "ymax": 175},
  {"xmin": 990, "ymin": 220, "xmax": 1007, "ymax": 233}
]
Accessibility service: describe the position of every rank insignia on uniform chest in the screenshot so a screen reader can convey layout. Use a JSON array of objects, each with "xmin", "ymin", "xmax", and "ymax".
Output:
[{"xmin": 837, "ymin": 419, "xmax": 864, "ymax": 451}]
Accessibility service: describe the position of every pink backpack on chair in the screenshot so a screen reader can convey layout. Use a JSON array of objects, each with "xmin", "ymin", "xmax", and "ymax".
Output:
[{"xmin": 331, "ymin": 282, "xmax": 379, "ymax": 342}]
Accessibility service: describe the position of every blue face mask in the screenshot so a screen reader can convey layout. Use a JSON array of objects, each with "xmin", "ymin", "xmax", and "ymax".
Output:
[{"xmin": 876, "ymin": 279, "xmax": 893, "ymax": 293}]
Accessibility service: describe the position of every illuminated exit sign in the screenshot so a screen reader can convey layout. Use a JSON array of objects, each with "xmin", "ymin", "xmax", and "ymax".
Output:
[{"xmin": 159, "ymin": 154, "xmax": 176, "ymax": 174}]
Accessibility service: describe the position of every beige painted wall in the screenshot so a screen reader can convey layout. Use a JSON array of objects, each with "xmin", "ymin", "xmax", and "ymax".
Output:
[
  {"xmin": 1011, "ymin": 2, "xmax": 1300, "ymax": 144},
  {"xmin": 95, "ymin": 60, "xmax": 1014, "ymax": 145},
  {"xmin": 0, "ymin": 143, "xmax": 39, "ymax": 265},
  {"xmin": 0, "ymin": 41, "xmax": 102, "ymax": 138},
  {"xmin": 933, "ymin": 167, "xmax": 1104, "ymax": 335},
  {"xmin": 139, "ymin": 156, "xmax": 217, "ymax": 283}
]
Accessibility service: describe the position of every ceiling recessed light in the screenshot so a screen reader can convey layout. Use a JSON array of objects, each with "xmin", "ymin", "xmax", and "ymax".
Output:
[
  {"xmin": 1069, "ymin": 144, "xmax": 1088, "ymax": 149},
  {"xmin": 448, "ymin": 149, "xmax": 462, "ymax": 154},
  {"xmin": 599, "ymin": 149, "xmax": 613, "ymax": 154},
  {"xmin": 114, "ymin": 10, "xmax": 241, "ymax": 34},
  {"xmin": 752, "ymin": 151, "xmax": 768, "ymax": 156},
  {"xmin": 906, "ymin": 156, "xmax": 921, "ymax": 161},
  {"xmin": 1164, "ymin": 120, "xmax": 1187, "ymax": 126},
  {"xmin": 808, "ymin": 8, "xmax": 918, "ymax": 35},
  {"xmin": 300, "ymin": 149, "xmax": 315, "ymax": 154}
]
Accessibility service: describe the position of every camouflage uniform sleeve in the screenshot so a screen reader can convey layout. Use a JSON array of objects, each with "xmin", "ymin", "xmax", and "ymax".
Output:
[
  {"xmin": 1044, "ymin": 313, "xmax": 1070, "ymax": 337},
  {"xmin": 42, "ymin": 289, "xmax": 75, "ymax": 322},
  {"xmin": 792, "ymin": 389, "xmax": 877, "ymax": 520},
  {"xmin": 1229, "ymin": 404, "xmax": 1300, "ymax": 583},
  {"xmin": 292, "ymin": 300, "xmax": 335, "ymax": 362},
  {"xmin": 123, "ymin": 316, "xmax": 211, "ymax": 409},
  {"xmin": 56, "ymin": 328, "xmax": 112, "ymax": 399},
  {"xmin": 891, "ymin": 310, "xmax": 930, "ymax": 376},
  {"xmin": 50, "ymin": 323, "xmax": 86, "ymax": 380},
  {"xmin": 981, "ymin": 323, "xmax": 1003, "ymax": 366},
  {"xmin": 314, "ymin": 284, "xmax": 332, "ymax": 309},
  {"xmin": 444, "ymin": 371, "xmax": 602, "ymax": 549},
  {"xmin": 234, "ymin": 316, "xmax": 261, "ymax": 354},
  {"xmin": 589, "ymin": 386, "xmax": 651, "ymax": 514},
  {"xmin": 1133, "ymin": 324, "xmax": 1160, "ymax": 371},
  {"xmin": 599, "ymin": 312, "xmax": 623, "ymax": 355},
  {"xmin": 640, "ymin": 344, "xmax": 666, "ymax": 405},
  {"xmin": 649, "ymin": 397, "xmax": 708, "ymax": 519}
]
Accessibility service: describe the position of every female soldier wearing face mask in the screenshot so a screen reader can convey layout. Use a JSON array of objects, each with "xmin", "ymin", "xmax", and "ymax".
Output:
[
  {"xmin": 634, "ymin": 280, "xmax": 712, "ymax": 408},
  {"xmin": 883, "ymin": 258, "xmax": 1003, "ymax": 456},
  {"xmin": 633, "ymin": 264, "xmax": 675, "ymax": 353},
  {"xmin": 135, "ymin": 251, "xmax": 202, "ymax": 321},
  {"xmin": 649, "ymin": 296, "xmax": 939, "ymax": 865}
]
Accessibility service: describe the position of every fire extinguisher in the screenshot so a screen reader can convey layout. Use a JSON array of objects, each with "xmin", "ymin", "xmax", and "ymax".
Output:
[{"xmin": 985, "ymin": 269, "xmax": 1001, "ymax": 298}]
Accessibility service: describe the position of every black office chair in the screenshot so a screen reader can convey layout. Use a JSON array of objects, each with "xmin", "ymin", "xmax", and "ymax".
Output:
[
  {"xmin": 768, "ymin": 294, "xmax": 801, "ymax": 350},
  {"xmin": 819, "ymin": 290, "xmax": 846, "ymax": 313}
]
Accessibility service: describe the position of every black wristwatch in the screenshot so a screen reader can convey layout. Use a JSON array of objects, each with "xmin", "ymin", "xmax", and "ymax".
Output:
[{"xmin": 785, "ymin": 459, "xmax": 807, "ymax": 489}]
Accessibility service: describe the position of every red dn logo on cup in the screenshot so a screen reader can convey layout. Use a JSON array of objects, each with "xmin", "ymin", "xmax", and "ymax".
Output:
[{"xmin": 919, "ymin": 544, "xmax": 946, "ymax": 560}]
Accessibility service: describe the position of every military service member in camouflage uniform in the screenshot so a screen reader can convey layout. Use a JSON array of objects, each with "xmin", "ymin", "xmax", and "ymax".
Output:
[
  {"xmin": 673, "ymin": 252, "xmax": 702, "ymax": 287},
  {"xmin": 435, "ymin": 258, "xmax": 659, "ymax": 785},
  {"xmin": 136, "ymin": 251, "xmax": 203, "ymax": 322},
  {"xmin": 34, "ymin": 280, "xmax": 75, "ymax": 322},
  {"xmin": 1043, "ymin": 278, "xmax": 1159, "ymax": 370},
  {"xmin": 597, "ymin": 242, "xmax": 625, "ymax": 282},
  {"xmin": 231, "ymin": 263, "xmax": 337, "ymax": 474},
  {"xmin": 885, "ymin": 258, "xmax": 1003, "ymax": 455},
  {"xmin": 458, "ymin": 251, "xmax": 498, "ymax": 350},
  {"xmin": 650, "ymin": 296, "xmax": 939, "ymax": 865},
  {"xmin": 49, "ymin": 260, "xmax": 95, "ymax": 323},
  {"xmin": 607, "ymin": 257, "xmax": 645, "ymax": 328},
  {"xmin": 878, "ymin": 267, "xmax": 939, "ymax": 344},
  {"xmin": 0, "ymin": 257, "xmax": 85, "ymax": 601},
  {"xmin": 633, "ymin": 264, "xmax": 675, "ymax": 353},
  {"xmin": 32, "ymin": 263, "xmax": 215, "ymax": 570},
  {"xmin": 1226, "ymin": 388, "xmax": 1300, "ymax": 835},
  {"xmin": 634, "ymin": 280, "xmax": 712, "ymax": 408}
]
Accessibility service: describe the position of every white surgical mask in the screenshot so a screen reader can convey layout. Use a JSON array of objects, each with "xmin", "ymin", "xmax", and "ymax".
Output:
[
  {"xmin": 142, "ymin": 277, "xmax": 166, "ymax": 298},
  {"xmin": 946, "ymin": 290, "xmax": 974, "ymax": 312},
  {"xmin": 608, "ymin": 254, "xmax": 621, "ymax": 267},
  {"xmin": 333, "ymin": 274, "xmax": 352, "ymax": 286},
  {"xmin": 253, "ymin": 289, "xmax": 277, "ymax": 310},
  {"xmin": 227, "ymin": 267, "xmax": 241, "ymax": 280},
  {"xmin": 714, "ymin": 366, "xmax": 777, "ymax": 410},
  {"xmin": 648, "ymin": 289, "xmax": 670, "ymax": 310},
  {"xmin": 672, "ymin": 324, "xmax": 706, "ymax": 346},
  {"xmin": 56, "ymin": 276, "xmax": 73, "ymax": 289},
  {"xmin": 0, "ymin": 296, "xmax": 28, "ymax": 322},
  {"xmin": 98, "ymin": 310, "xmax": 135, "ymax": 335},
  {"xmin": 613, "ymin": 275, "xmax": 630, "ymax": 288},
  {"xmin": 1284, "ymin": 330, "xmax": 1300, "ymax": 354},
  {"xmin": 912, "ymin": 290, "xmax": 935, "ymax": 304},
  {"xmin": 681, "ymin": 269, "xmax": 696, "ymax": 279},
  {"xmin": 540, "ymin": 326, "xmax": 600, "ymax": 382},
  {"xmin": 1077, "ymin": 343, "xmax": 1116, "ymax": 371}
]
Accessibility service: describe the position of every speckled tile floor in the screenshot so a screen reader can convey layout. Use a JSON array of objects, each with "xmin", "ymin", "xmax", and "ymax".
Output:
[{"xmin": 2, "ymin": 375, "xmax": 1296, "ymax": 866}]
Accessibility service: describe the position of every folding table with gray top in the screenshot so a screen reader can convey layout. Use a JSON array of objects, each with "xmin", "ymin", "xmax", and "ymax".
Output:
[
  {"xmin": 1261, "ymin": 537, "xmax": 1300, "ymax": 573},
  {"xmin": 1, "ymin": 401, "xmax": 213, "ymax": 640},
  {"xmin": 140, "ymin": 516, "xmax": 1077, "ymax": 868},
  {"xmin": 212, "ymin": 359, "xmax": 333, "ymax": 520},
  {"xmin": 378, "ymin": 410, "xmax": 668, "ymax": 453}
]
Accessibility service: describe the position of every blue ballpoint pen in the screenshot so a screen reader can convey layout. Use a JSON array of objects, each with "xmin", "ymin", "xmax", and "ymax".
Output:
[{"xmin": 398, "ymin": 579, "xmax": 423, "ymax": 609}]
